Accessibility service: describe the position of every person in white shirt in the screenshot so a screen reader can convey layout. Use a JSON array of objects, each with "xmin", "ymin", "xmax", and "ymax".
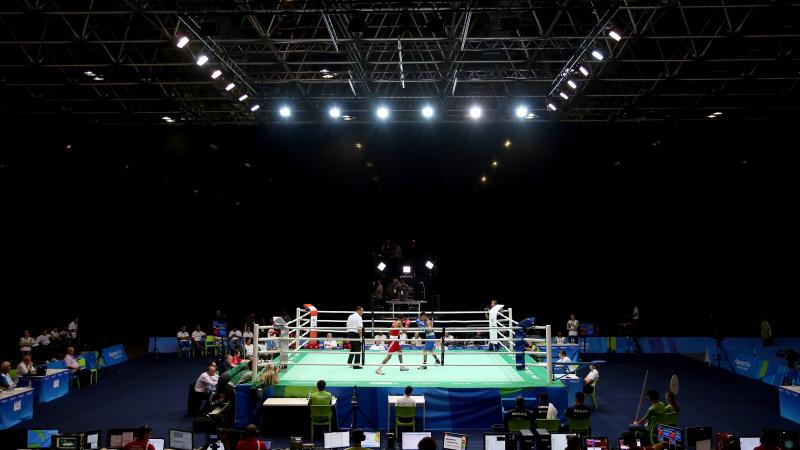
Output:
[
  {"xmin": 567, "ymin": 315, "xmax": 579, "ymax": 344},
  {"xmin": 323, "ymin": 333, "xmax": 338, "ymax": 350},
  {"xmin": 554, "ymin": 331, "xmax": 567, "ymax": 344},
  {"xmin": 556, "ymin": 350, "xmax": 575, "ymax": 374},
  {"xmin": 244, "ymin": 338, "xmax": 254, "ymax": 358},
  {"xmin": 229, "ymin": 327, "xmax": 243, "ymax": 346},
  {"xmin": 64, "ymin": 347, "xmax": 90, "ymax": 387},
  {"xmin": 410, "ymin": 333, "xmax": 422, "ymax": 347},
  {"xmin": 177, "ymin": 326, "xmax": 191, "ymax": 357},
  {"xmin": 191, "ymin": 325, "xmax": 206, "ymax": 354},
  {"xmin": 19, "ymin": 330, "xmax": 35, "ymax": 356},
  {"xmin": 0, "ymin": 361, "xmax": 16, "ymax": 389},
  {"xmin": 399, "ymin": 332, "xmax": 408, "ymax": 346},
  {"xmin": 67, "ymin": 318, "xmax": 79, "ymax": 341},
  {"xmin": 243, "ymin": 326, "xmax": 254, "ymax": 342},
  {"xmin": 194, "ymin": 365, "xmax": 218, "ymax": 393},
  {"xmin": 36, "ymin": 330, "xmax": 51, "ymax": 348},
  {"xmin": 346, "ymin": 307, "xmax": 364, "ymax": 369},
  {"xmin": 536, "ymin": 393, "xmax": 559, "ymax": 420},
  {"xmin": 584, "ymin": 363, "xmax": 599, "ymax": 394},
  {"xmin": 16, "ymin": 356, "xmax": 34, "ymax": 377},
  {"xmin": 396, "ymin": 385, "xmax": 416, "ymax": 407},
  {"xmin": 50, "ymin": 327, "xmax": 63, "ymax": 346}
]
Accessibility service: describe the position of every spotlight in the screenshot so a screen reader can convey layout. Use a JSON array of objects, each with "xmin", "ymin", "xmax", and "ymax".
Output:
[
  {"xmin": 591, "ymin": 50, "xmax": 604, "ymax": 61},
  {"xmin": 343, "ymin": 115, "xmax": 353, "ymax": 121},
  {"xmin": 250, "ymin": 105, "xmax": 261, "ymax": 112},
  {"xmin": 377, "ymin": 262, "xmax": 386, "ymax": 271},
  {"xmin": 707, "ymin": 114, "xmax": 716, "ymax": 119},
  {"xmin": 92, "ymin": 76, "xmax": 104, "ymax": 81},
  {"xmin": 422, "ymin": 105, "xmax": 434, "ymax": 118},
  {"xmin": 355, "ymin": 143, "xmax": 363, "ymax": 150},
  {"xmin": 161, "ymin": 116, "xmax": 172, "ymax": 121},
  {"xmin": 480, "ymin": 175, "xmax": 488, "ymax": 184},
  {"xmin": 609, "ymin": 30, "xmax": 622, "ymax": 41},
  {"xmin": 425, "ymin": 261, "xmax": 435, "ymax": 270},
  {"xmin": 238, "ymin": 94, "xmax": 248, "ymax": 101},
  {"xmin": 578, "ymin": 66, "xmax": 590, "ymax": 77},
  {"xmin": 225, "ymin": 83, "xmax": 235, "ymax": 91},
  {"xmin": 559, "ymin": 92, "xmax": 569, "ymax": 100},
  {"xmin": 491, "ymin": 160, "xmax": 499, "ymax": 168},
  {"xmin": 713, "ymin": 112, "xmax": 723, "ymax": 116},
  {"xmin": 402, "ymin": 265, "xmax": 412, "ymax": 274},
  {"xmin": 320, "ymin": 69, "xmax": 334, "ymax": 79},
  {"xmin": 196, "ymin": 55, "xmax": 209, "ymax": 66},
  {"xmin": 504, "ymin": 140, "xmax": 511, "ymax": 148},
  {"xmin": 515, "ymin": 105, "xmax": 528, "ymax": 118},
  {"xmin": 279, "ymin": 106, "xmax": 290, "ymax": 117},
  {"xmin": 329, "ymin": 107, "xmax": 341, "ymax": 118},
  {"xmin": 547, "ymin": 103, "xmax": 557, "ymax": 111},
  {"xmin": 211, "ymin": 70, "xmax": 222, "ymax": 79},
  {"xmin": 469, "ymin": 106, "xmax": 482, "ymax": 119},
  {"xmin": 84, "ymin": 71, "xmax": 95, "ymax": 77},
  {"xmin": 567, "ymin": 80, "xmax": 577, "ymax": 89},
  {"xmin": 176, "ymin": 36, "xmax": 190, "ymax": 48},
  {"xmin": 376, "ymin": 106, "xmax": 389, "ymax": 120},
  {"xmin": 526, "ymin": 113, "xmax": 535, "ymax": 119}
]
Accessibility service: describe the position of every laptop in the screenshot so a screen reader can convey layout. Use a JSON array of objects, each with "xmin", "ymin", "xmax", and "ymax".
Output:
[{"xmin": 36, "ymin": 366, "xmax": 48, "ymax": 376}]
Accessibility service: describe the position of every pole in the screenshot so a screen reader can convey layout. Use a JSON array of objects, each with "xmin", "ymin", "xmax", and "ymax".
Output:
[
  {"xmin": 545, "ymin": 324, "xmax": 552, "ymax": 384},
  {"xmin": 634, "ymin": 369, "xmax": 650, "ymax": 422},
  {"xmin": 441, "ymin": 327, "xmax": 446, "ymax": 365},
  {"xmin": 360, "ymin": 326, "xmax": 365, "ymax": 366},
  {"xmin": 253, "ymin": 323, "xmax": 260, "ymax": 375}
]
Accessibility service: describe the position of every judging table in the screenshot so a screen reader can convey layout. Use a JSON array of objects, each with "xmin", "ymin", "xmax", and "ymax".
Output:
[
  {"xmin": 21, "ymin": 369, "xmax": 70, "ymax": 403},
  {"xmin": 387, "ymin": 395, "xmax": 426, "ymax": 432},
  {"xmin": 262, "ymin": 397, "xmax": 338, "ymax": 437},
  {"xmin": 0, "ymin": 387, "xmax": 34, "ymax": 430}
]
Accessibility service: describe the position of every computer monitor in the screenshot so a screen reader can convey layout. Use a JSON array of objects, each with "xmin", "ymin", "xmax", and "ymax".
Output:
[
  {"xmin": 52, "ymin": 435, "xmax": 81, "ymax": 450},
  {"xmin": 402, "ymin": 432, "xmax": 432, "ymax": 450},
  {"xmin": 75, "ymin": 430, "xmax": 101, "ymax": 450},
  {"xmin": 443, "ymin": 432, "xmax": 468, "ymax": 450},
  {"xmin": 147, "ymin": 438, "xmax": 164, "ymax": 450},
  {"xmin": 28, "ymin": 429, "xmax": 61, "ymax": 448},
  {"xmin": 169, "ymin": 429, "xmax": 194, "ymax": 450},
  {"xmin": 686, "ymin": 426, "xmax": 712, "ymax": 450},
  {"xmin": 259, "ymin": 440, "xmax": 272, "ymax": 450},
  {"xmin": 618, "ymin": 438, "xmax": 642, "ymax": 450},
  {"xmin": 484, "ymin": 433, "xmax": 513, "ymax": 450},
  {"xmin": 362, "ymin": 431, "xmax": 381, "ymax": 448},
  {"xmin": 740, "ymin": 437, "xmax": 761, "ymax": 450},
  {"xmin": 585, "ymin": 437, "xmax": 609, "ymax": 450},
  {"xmin": 324, "ymin": 432, "xmax": 350, "ymax": 449},
  {"xmin": 107, "ymin": 429, "xmax": 139, "ymax": 448},
  {"xmin": 657, "ymin": 425, "xmax": 684, "ymax": 448},
  {"xmin": 763, "ymin": 428, "xmax": 799, "ymax": 450}
]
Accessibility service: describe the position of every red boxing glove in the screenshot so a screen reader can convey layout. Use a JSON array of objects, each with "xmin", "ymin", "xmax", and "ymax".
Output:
[{"xmin": 404, "ymin": 319, "xmax": 411, "ymax": 327}]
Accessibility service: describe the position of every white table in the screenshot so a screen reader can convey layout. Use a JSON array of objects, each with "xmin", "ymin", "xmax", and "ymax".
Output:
[
  {"xmin": 263, "ymin": 397, "xmax": 337, "ymax": 407},
  {"xmin": 387, "ymin": 395, "xmax": 426, "ymax": 432}
]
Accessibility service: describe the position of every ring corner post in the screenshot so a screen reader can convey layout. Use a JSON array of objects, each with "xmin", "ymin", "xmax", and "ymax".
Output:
[{"xmin": 545, "ymin": 324, "xmax": 553, "ymax": 384}]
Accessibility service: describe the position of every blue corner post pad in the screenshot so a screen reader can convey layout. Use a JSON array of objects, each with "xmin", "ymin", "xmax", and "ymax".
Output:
[{"xmin": 515, "ymin": 317, "xmax": 536, "ymax": 370}]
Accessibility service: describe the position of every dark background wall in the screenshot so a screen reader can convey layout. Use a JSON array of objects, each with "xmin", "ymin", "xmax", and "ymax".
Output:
[{"xmin": 0, "ymin": 121, "xmax": 797, "ymax": 358}]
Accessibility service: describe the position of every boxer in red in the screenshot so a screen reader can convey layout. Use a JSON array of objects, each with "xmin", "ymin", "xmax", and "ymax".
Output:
[{"xmin": 376, "ymin": 317, "xmax": 410, "ymax": 375}]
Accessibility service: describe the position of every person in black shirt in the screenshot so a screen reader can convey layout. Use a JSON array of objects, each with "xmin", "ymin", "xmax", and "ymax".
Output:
[
  {"xmin": 504, "ymin": 396, "xmax": 534, "ymax": 430},
  {"xmin": 536, "ymin": 393, "xmax": 557, "ymax": 419},
  {"xmin": 565, "ymin": 392, "xmax": 591, "ymax": 420}
]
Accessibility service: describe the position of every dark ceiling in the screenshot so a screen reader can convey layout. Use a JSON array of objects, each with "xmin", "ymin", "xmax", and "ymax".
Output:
[{"xmin": 2, "ymin": 0, "xmax": 799, "ymax": 125}]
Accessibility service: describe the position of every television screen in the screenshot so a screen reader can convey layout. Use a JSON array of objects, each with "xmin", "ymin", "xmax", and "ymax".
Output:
[
  {"xmin": 148, "ymin": 438, "xmax": 164, "ymax": 450},
  {"xmin": 443, "ymin": 432, "xmax": 468, "ymax": 450},
  {"xmin": 484, "ymin": 434, "xmax": 509, "ymax": 450},
  {"xmin": 402, "ymin": 432, "xmax": 432, "ymax": 450},
  {"xmin": 53, "ymin": 435, "xmax": 80, "ymax": 450},
  {"xmin": 324, "ymin": 432, "xmax": 349, "ymax": 449},
  {"xmin": 212, "ymin": 320, "xmax": 228, "ymax": 337},
  {"xmin": 551, "ymin": 433, "xmax": 577, "ymax": 450},
  {"xmin": 585, "ymin": 437, "xmax": 609, "ymax": 450},
  {"xmin": 108, "ymin": 429, "xmax": 138, "ymax": 448},
  {"xmin": 657, "ymin": 425, "xmax": 684, "ymax": 447},
  {"xmin": 169, "ymin": 429, "xmax": 193, "ymax": 450},
  {"xmin": 362, "ymin": 431, "xmax": 380, "ymax": 448},
  {"xmin": 28, "ymin": 429, "xmax": 60, "ymax": 448},
  {"xmin": 740, "ymin": 437, "xmax": 761, "ymax": 450}
]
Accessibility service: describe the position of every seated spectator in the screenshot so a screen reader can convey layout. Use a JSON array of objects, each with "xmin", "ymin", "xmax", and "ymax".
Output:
[
  {"xmin": 584, "ymin": 363, "xmax": 599, "ymax": 394},
  {"xmin": 309, "ymin": 379, "xmax": 332, "ymax": 406},
  {"xmin": 629, "ymin": 390, "xmax": 665, "ymax": 436},
  {"xmin": 244, "ymin": 338, "xmax": 254, "ymax": 358},
  {"xmin": 556, "ymin": 351, "xmax": 574, "ymax": 373},
  {"xmin": 229, "ymin": 327, "xmax": 243, "ymax": 351},
  {"xmin": 418, "ymin": 436, "xmax": 437, "ymax": 450},
  {"xmin": 374, "ymin": 333, "xmax": 387, "ymax": 346},
  {"xmin": 50, "ymin": 327, "xmax": 63, "ymax": 346},
  {"xmin": 536, "ymin": 393, "xmax": 558, "ymax": 420},
  {"xmin": 347, "ymin": 429, "xmax": 369, "ymax": 450},
  {"xmin": 123, "ymin": 425, "xmax": 155, "ymax": 450},
  {"xmin": 67, "ymin": 318, "xmax": 79, "ymax": 345},
  {"xmin": 16, "ymin": 356, "xmax": 34, "ymax": 378},
  {"xmin": 396, "ymin": 385, "xmax": 416, "ymax": 407},
  {"xmin": 410, "ymin": 333, "xmax": 422, "ymax": 347},
  {"xmin": 191, "ymin": 325, "xmax": 206, "ymax": 353},
  {"xmin": 754, "ymin": 431, "xmax": 783, "ymax": 450},
  {"xmin": 236, "ymin": 424, "xmax": 268, "ymax": 450},
  {"xmin": 243, "ymin": 326, "xmax": 254, "ymax": 342},
  {"xmin": 399, "ymin": 331, "xmax": 408, "ymax": 344},
  {"xmin": 0, "ymin": 361, "xmax": 16, "ymax": 389},
  {"xmin": 193, "ymin": 364, "xmax": 219, "ymax": 414},
  {"xmin": 36, "ymin": 329, "xmax": 51, "ymax": 349},
  {"xmin": 323, "ymin": 333, "xmax": 338, "ymax": 350},
  {"xmin": 554, "ymin": 331, "xmax": 567, "ymax": 345},
  {"xmin": 664, "ymin": 391, "xmax": 679, "ymax": 414},
  {"xmin": 219, "ymin": 354, "xmax": 234, "ymax": 374},
  {"xmin": 230, "ymin": 350, "xmax": 243, "ymax": 367},
  {"xmin": 504, "ymin": 395, "xmax": 534, "ymax": 430},
  {"xmin": 19, "ymin": 330, "xmax": 35, "ymax": 356},
  {"xmin": 177, "ymin": 326, "xmax": 191, "ymax": 357},
  {"xmin": 64, "ymin": 347, "xmax": 90, "ymax": 387},
  {"xmin": 565, "ymin": 392, "xmax": 591, "ymax": 432}
]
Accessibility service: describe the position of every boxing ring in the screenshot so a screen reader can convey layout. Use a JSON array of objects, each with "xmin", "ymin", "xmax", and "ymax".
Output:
[{"xmin": 243, "ymin": 305, "xmax": 569, "ymax": 431}]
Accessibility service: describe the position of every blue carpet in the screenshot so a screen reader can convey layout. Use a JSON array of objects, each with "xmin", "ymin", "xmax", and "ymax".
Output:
[{"xmin": 9, "ymin": 353, "xmax": 798, "ymax": 448}]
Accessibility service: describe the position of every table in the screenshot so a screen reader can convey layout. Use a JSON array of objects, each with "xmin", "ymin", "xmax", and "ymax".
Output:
[
  {"xmin": 21, "ymin": 369, "xmax": 70, "ymax": 403},
  {"xmin": 263, "ymin": 397, "xmax": 338, "ymax": 407},
  {"xmin": 386, "ymin": 300, "xmax": 427, "ymax": 315},
  {"xmin": 262, "ymin": 397, "xmax": 337, "ymax": 437},
  {"xmin": 387, "ymin": 395, "xmax": 426, "ymax": 432},
  {"xmin": 779, "ymin": 385, "xmax": 800, "ymax": 425},
  {"xmin": 0, "ymin": 387, "xmax": 34, "ymax": 430}
]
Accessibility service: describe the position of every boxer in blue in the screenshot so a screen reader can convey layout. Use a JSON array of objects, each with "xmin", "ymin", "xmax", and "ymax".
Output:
[{"xmin": 416, "ymin": 312, "xmax": 441, "ymax": 369}]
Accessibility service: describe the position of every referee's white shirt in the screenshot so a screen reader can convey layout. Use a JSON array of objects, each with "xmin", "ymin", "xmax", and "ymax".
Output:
[{"xmin": 347, "ymin": 313, "xmax": 363, "ymax": 334}]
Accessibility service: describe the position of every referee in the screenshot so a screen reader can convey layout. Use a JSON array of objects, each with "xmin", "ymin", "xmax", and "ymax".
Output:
[{"xmin": 347, "ymin": 306, "xmax": 364, "ymax": 369}]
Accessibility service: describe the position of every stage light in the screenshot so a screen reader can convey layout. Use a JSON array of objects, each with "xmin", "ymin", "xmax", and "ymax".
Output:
[
  {"xmin": 504, "ymin": 139, "xmax": 511, "ymax": 148},
  {"xmin": 480, "ymin": 175, "xmax": 488, "ymax": 184},
  {"xmin": 238, "ymin": 94, "xmax": 248, "ymax": 101},
  {"xmin": 279, "ymin": 106, "xmax": 290, "ymax": 117},
  {"xmin": 567, "ymin": 80, "xmax": 577, "ymax": 89},
  {"xmin": 559, "ymin": 92, "xmax": 569, "ymax": 100},
  {"xmin": 355, "ymin": 143, "xmax": 363, "ymax": 150},
  {"xmin": 515, "ymin": 105, "xmax": 528, "ymax": 118},
  {"xmin": 707, "ymin": 114, "xmax": 716, "ymax": 118},
  {"xmin": 225, "ymin": 83, "xmax": 235, "ymax": 91},
  {"xmin": 422, "ymin": 105, "xmax": 434, "ymax": 118},
  {"xmin": 196, "ymin": 55, "xmax": 209, "ymax": 66},
  {"xmin": 251, "ymin": 105, "xmax": 261, "ymax": 112},
  {"xmin": 329, "ymin": 106, "xmax": 341, "ymax": 118},
  {"xmin": 469, "ymin": 106, "xmax": 482, "ymax": 119},
  {"xmin": 176, "ymin": 36, "xmax": 190, "ymax": 48},
  {"xmin": 579, "ymin": 66, "xmax": 590, "ymax": 77},
  {"xmin": 402, "ymin": 265, "xmax": 412, "ymax": 274},
  {"xmin": 84, "ymin": 71, "xmax": 95, "ymax": 77},
  {"xmin": 713, "ymin": 112, "xmax": 723, "ymax": 116},
  {"xmin": 591, "ymin": 50, "xmax": 604, "ymax": 61},
  {"xmin": 211, "ymin": 70, "xmax": 222, "ymax": 79},
  {"xmin": 343, "ymin": 115, "xmax": 353, "ymax": 121},
  {"xmin": 92, "ymin": 76, "xmax": 104, "ymax": 81},
  {"xmin": 376, "ymin": 106, "xmax": 389, "ymax": 120},
  {"xmin": 547, "ymin": 103, "xmax": 557, "ymax": 111},
  {"xmin": 609, "ymin": 30, "xmax": 622, "ymax": 41},
  {"xmin": 491, "ymin": 160, "xmax": 499, "ymax": 168},
  {"xmin": 320, "ymin": 69, "xmax": 334, "ymax": 79},
  {"xmin": 425, "ymin": 261, "xmax": 435, "ymax": 270},
  {"xmin": 526, "ymin": 113, "xmax": 535, "ymax": 119},
  {"xmin": 377, "ymin": 262, "xmax": 386, "ymax": 271},
  {"xmin": 162, "ymin": 116, "xmax": 172, "ymax": 121}
]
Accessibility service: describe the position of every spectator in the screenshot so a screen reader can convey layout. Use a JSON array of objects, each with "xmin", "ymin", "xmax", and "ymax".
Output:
[
  {"xmin": 236, "ymin": 424, "xmax": 268, "ymax": 450},
  {"xmin": 418, "ymin": 437, "xmax": 437, "ymax": 450},
  {"xmin": 191, "ymin": 325, "xmax": 206, "ymax": 354},
  {"xmin": 194, "ymin": 364, "xmax": 219, "ymax": 395},
  {"xmin": 411, "ymin": 333, "xmax": 422, "ymax": 347},
  {"xmin": 16, "ymin": 356, "xmax": 34, "ymax": 378},
  {"xmin": 123, "ymin": 425, "xmax": 155, "ymax": 450},
  {"xmin": 323, "ymin": 333, "xmax": 338, "ymax": 350},
  {"xmin": 219, "ymin": 354, "xmax": 234, "ymax": 374},
  {"xmin": 229, "ymin": 327, "xmax": 243, "ymax": 351},
  {"xmin": 584, "ymin": 363, "xmax": 599, "ymax": 394},
  {"xmin": 230, "ymin": 350, "xmax": 243, "ymax": 367},
  {"xmin": 67, "ymin": 318, "xmax": 79, "ymax": 343},
  {"xmin": 36, "ymin": 329, "xmax": 51, "ymax": 349},
  {"xmin": 309, "ymin": 379, "xmax": 332, "ymax": 406},
  {"xmin": 374, "ymin": 280, "xmax": 384, "ymax": 303},
  {"xmin": 761, "ymin": 316, "xmax": 773, "ymax": 347},
  {"xmin": 177, "ymin": 326, "xmax": 191, "ymax": 357},
  {"xmin": 244, "ymin": 338, "xmax": 254, "ymax": 358},
  {"xmin": 630, "ymin": 390, "xmax": 665, "ymax": 433},
  {"xmin": 50, "ymin": 327, "xmax": 63, "ymax": 346},
  {"xmin": 243, "ymin": 325, "xmax": 254, "ymax": 343},
  {"xmin": 399, "ymin": 331, "xmax": 408, "ymax": 345},
  {"xmin": 557, "ymin": 351, "xmax": 573, "ymax": 373},
  {"xmin": 347, "ymin": 429, "xmax": 369, "ymax": 450},
  {"xmin": 0, "ymin": 361, "xmax": 16, "ymax": 389},
  {"xmin": 257, "ymin": 362, "xmax": 280, "ymax": 388},
  {"xmin": 64, "ymin": 347, "xmax": 90, "ymax": 387},
  {"xmin": 664, "ymin": 391, "xmax": 679, "ymax": 414},
  {"xmin": 19, "ymin": 330, "xmax": 35, "ymax": 356},
  {"xmin": 567, "ymin": 315, "xmax": 579, "ymax": 344},
  {"xmin": 753, "ymin": 431, "xmax": 782, "ymax": 450},
  {"xmin": 554, "ymin": 331, "xmax": 566, "ymax": 345},
  {"xmin": 397, "ymin": 385, "xmax": 416, "ymax": 407},
  {"xmin": 565, "ymin": 392, "xmax": 592, "ymax": 422},
  {"xmin": 536, "ymin": 393, "xmax": 558, "ymax": 420},
  {"xmin": 504, "ymin": 395, "xmax": 534, "ymax": 430}
]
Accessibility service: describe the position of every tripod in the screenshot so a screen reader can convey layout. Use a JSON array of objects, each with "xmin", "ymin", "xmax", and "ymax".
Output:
[
  {"xmin": 349, "ymin": 385, "xmax": 375, "ymax": 429},
  {"xmin": 715, "ymin": 337, "xmax": 734, "ymax": 371}
]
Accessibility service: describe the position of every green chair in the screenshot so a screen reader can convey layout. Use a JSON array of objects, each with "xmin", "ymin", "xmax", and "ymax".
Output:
[
  {"xmin": 647, "ymin": 416, "xmax": 667, "ymax": 445},
  {"xmin": 310, "ymin": 404, "xmax": 332, "ymax": 440},
  {"xmin": 662, "ymin": 411, "xmax": 678, "ymax": 426},
  {"xmin": 78, "ymin": 357, "xmax": 97, "ymax": 386},
  {"xmin": 567, "ymin": 417, "xmax": 591, "ymax": 435},
  {"xmin": 507, "ymin": 417, "xmax": 532, "ymax": 432},
  {"xmin": 587, "ymin": 380, "xmax": 599, "ymax": 410},
  {"xmin": 395, "ymin": 405, "xmax": 417, "ymax": 436},
  {"xmin": 536, "ymin": 419, "xmax": 561, "ymax": 433},
  {"xmin": 203, "ymin": 336, "xmax": 217, "ymax": 357},
  {"xmin": 92, "ymin": 351, "xmax": 101, "ymax": 382}
]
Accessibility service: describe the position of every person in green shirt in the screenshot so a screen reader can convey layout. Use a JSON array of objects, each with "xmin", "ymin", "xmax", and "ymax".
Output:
[
  {"xmin": 629, "ymin": 390, "xmax": 666, "ymax": 441},
  {"xmin": 309, "ymin": 379, "xmax": 332, "ymax": 406}
]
